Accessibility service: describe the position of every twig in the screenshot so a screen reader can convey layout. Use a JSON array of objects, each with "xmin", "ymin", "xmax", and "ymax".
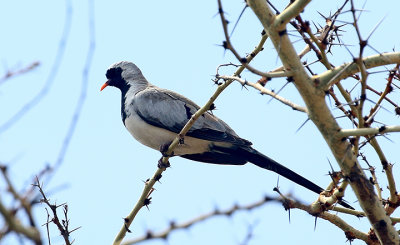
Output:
[
  {"xmin": 0, "ymin": 165, "xmax": 35, "ymax": 226},
  {"xmin": 318, "ymin": 52, "xmax": 400, "ymax": 90},
  {"xmin": 217, "ymin": 0, "xmax": 279, "ymax": 78},
  {"xmin": 218, "ymin": 75, "xmax": 307, "ymax": 112},
  {"xmin": 0, "ymin": 199, "xmax": 41, "ymax": 244},
  {"xmin": 274, "ymin": 0, "xmax": 311, "ymax": 29},
  {"xmin": 339, "ymin": 125, "xmax": 400, "ymax": 137},
  {"xmin": 359, "ymin": 153, "xmax": 383, "ymax": 201},
  {"xmin": 121, "ymin": 196, "xmax": 276, "ymax": 245},
  {"xmin": 34, "ymin": 177, "xmax": 79, "ymax": 245},
  {"xmin": 0, "ymin": 61, "xmax": 40, "ymax": 86},
  {"xmin": 366, "ymin": 64, "xmax": 400, "ymax": 122},
  {"xmin": 369, "ymin": 137, "xmax": 398, "ymax": 207}
]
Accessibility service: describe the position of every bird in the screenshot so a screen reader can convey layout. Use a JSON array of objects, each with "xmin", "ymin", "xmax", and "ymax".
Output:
[{"xmin": 101, "ymin": 61, "xmax": 351, "ymax": 208}]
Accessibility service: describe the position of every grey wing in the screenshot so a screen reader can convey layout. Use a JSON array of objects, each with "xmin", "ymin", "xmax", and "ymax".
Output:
[{"xmin": 132, "ymin": 87, "xmax": 251, "ymax": 146}]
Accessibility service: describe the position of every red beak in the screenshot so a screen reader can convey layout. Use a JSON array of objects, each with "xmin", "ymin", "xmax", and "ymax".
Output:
[{"xmin": 100, "ymin": 81, "xmax": 109, "ymax": 91}]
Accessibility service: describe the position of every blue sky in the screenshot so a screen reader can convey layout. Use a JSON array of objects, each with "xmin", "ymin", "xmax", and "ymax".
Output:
[{"xmin": 1, "ymin": 1, "xmax": 399, "ymax": 244}]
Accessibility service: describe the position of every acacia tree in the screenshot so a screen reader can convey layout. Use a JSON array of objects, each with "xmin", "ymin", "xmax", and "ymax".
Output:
[
  {"xmin": 114, "ymin": 1, "xmax": 400, "ymax": 244},
  {"xmin": 246, "ymin": 0, "xmax": 399, "ymax": 243},
  {"xmin": 1, "ymin": 0, "xmax": 400, "ymax": 245}
]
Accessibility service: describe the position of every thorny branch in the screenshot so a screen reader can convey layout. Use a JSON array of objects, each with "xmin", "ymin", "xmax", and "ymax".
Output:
[
  {"xmin": 122, "ymin": 189, "xmax": 395, "ymax": 245},
  {"xmin": 121, "ymin": 196, "xmax": 278, "ymax": 245},
  {"xmin": 216, "ymin": 0, "xmax": 400, "ymax": 244},
  {"xmin": 113, "ymin": 3, "xmax": 276, "ymax": 243},
  {"xmin": 0, "ymin": 165, "xmax": 42, "ymax": 245},
  {"xmin": 2, "ymin": 0, "xmax": 400, "ymax": 245},
  {"xmin": 33, "ymin": 177, "xmax": 80, "ymax": 245},
  {"xmin": 117, "ymin": 1, "xmax": 400, "ymax": 244}
]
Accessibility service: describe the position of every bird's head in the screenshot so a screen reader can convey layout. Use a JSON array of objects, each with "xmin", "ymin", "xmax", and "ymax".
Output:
[{"xmin": 100, "ymin": 61, "xmax": 146, "ymax": 92}]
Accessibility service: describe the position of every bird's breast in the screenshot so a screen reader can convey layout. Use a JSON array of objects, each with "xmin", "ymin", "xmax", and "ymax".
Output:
[{"xmin": 124, "ymin": 113, "xmax": 211, "ymax": 155}]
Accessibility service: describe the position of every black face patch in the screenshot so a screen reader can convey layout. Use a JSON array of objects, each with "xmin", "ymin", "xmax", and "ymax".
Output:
[
  {"xmin": 105, "ymin": 67, "xmax": 124, "ymax": 88},
  {"xmin": 105, "ymin": 66, "xmax": 130, "ymax": 125}
]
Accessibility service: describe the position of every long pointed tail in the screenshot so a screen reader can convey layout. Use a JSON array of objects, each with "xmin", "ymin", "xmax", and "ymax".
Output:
[
  {"xmin": 240, "ymin": 148, "xmax": 324, "ymax": 194},
  {"xmin": 183, "ymin": 144, "xmax": 353, "ymax": 209},
  {"xmin": 238, "ymin": 147, "xmax": 353, "ymax": 209}
]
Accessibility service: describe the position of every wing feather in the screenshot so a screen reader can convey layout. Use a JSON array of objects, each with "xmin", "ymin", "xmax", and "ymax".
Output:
[{"xmin": 132, "ymin": 87, "xmax": 251, "ymax": 146}]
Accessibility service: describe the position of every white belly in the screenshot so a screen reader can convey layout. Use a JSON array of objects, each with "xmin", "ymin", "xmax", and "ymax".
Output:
[{"xmin": 124, "ymin": 113, "xmax": 211, "ymax": 155}]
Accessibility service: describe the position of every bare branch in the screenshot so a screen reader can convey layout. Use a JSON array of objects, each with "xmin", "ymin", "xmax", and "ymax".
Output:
[
  {"xmin": 218, "ymin": 74, "xmax": 307, "ymax": 112},
  {"xmin": 247, "ymin": 0, "xmax": 399, "ymax": 243},
  {"xmin": 339, "ymin": 125, "xmax": 400, "ymax": 137},
  {"xmin": 0, "ymin": 61, "xmax": 40, "ymax": 86},
  {"xmin": 34, "ymin": 177, "xmax": 79, "ymax": 245},
  {"xmin": 318, "ymin": 52, "xmax": 400, "ymax": 90},
  {"xmin": 121, "ymin": 196, "xmax": 277, "ymax": 245}
]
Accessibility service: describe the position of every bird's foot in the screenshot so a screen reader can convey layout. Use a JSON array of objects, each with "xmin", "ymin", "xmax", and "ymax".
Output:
[
  {"xmin": 158, "ymin": 158, "xmax": 171, "ymax": 169},
  {"xmin": 159, "ymin": 141, "xmax": 174, "ymax": 157},
  {"xmin": 158, "ymin": 142, "xmax": 173, "ymax": 169}
]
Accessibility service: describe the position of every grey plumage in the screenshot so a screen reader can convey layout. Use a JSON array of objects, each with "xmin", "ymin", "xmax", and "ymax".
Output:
[
  {"xmin": 105, "ymin": 61, "xmax": 250, "ymax": 157},
  {"xmin": 101, "ymin": 61, "xmax": 353, "ymax": 209}
]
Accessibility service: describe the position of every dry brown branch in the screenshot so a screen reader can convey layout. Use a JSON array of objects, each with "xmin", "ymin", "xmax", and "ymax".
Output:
[
  {"xmin": 34, "ymin": 177, "xmax": 80, "ymax": 245},
  {"xmin": 0, "ymin": 61, "xmax": 40, "ymax": 85},
  {"xmin": 245, "ymin": 0, "xmax": 400, "ymax": 243},
  {"xmin": 0, "ymin": 165, "xmax": 42, "ymax": 244},
  {"xmin": 121, "ymin": 196, "xmax": 278, "ymax": 245}
]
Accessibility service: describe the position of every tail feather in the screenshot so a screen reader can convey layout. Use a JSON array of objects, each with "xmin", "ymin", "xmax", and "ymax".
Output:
[
  {"xmin": 240, "ymin": 148, "xmax": 324, "ymax": 194},
  {"xmin": 183, "ymin": 145, "xmax": 354, "ymax": 209},
  {"xmin": 239, "ymin": 147, "xmax": 354, "ymax": 209}
]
